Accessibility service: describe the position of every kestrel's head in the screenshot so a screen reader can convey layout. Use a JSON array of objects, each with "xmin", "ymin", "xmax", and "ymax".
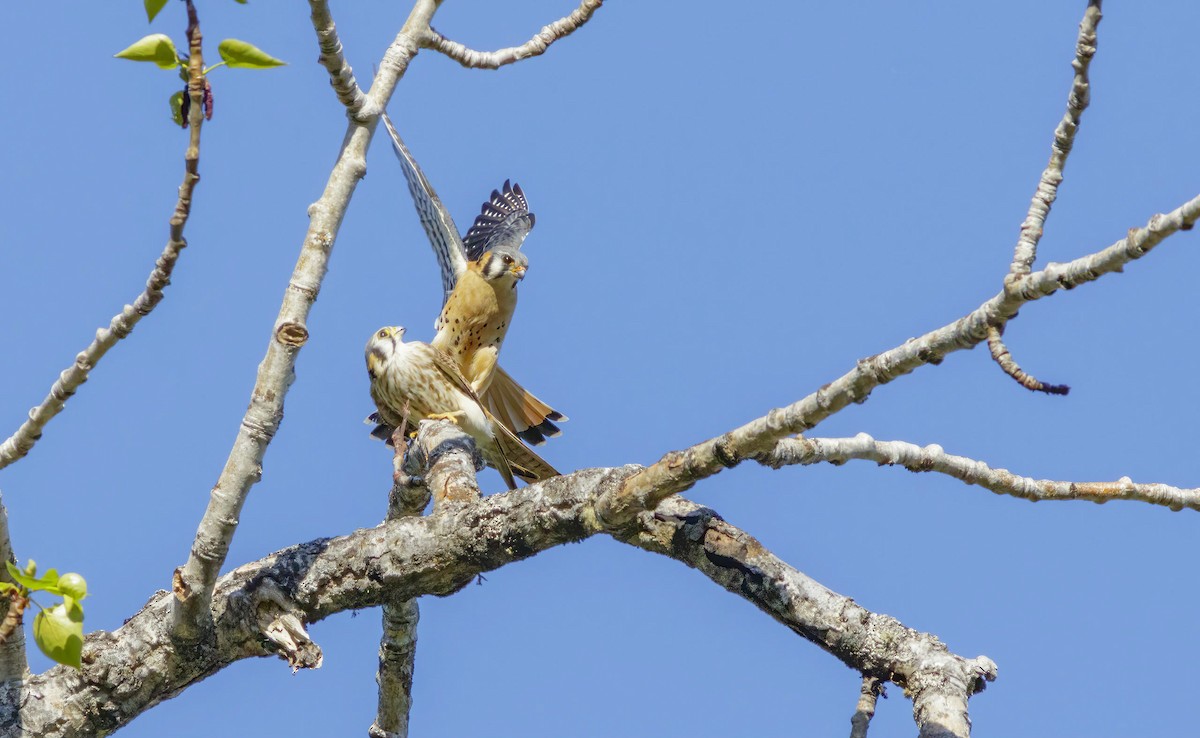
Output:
[
  {"xmin": 479, "ymin": 244, "xmax": 528, "ymax": 285},
  {"xmin": 365, "ymin": 325, "xmax": 406, "ymax": 378}
]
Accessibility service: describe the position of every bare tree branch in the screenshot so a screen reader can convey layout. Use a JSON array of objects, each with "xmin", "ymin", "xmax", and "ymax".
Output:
[
  {"xmin": 171, "ymin": 0, "xmax": 441, "ymax": 639},
  {"xmin": 1009, "ymin": 0, "xmax": 1102, "ymax": 277},
  {"xmin": 3, "ymin": 419, "xmax": 998, "ymax": 736},
  {"xmin": 0, "ymin": 493, "xmax": 25, "ymax": 681},
  {"xmin": 611, "ymin": 496, "xmax": 996, "ymax": 738},
  {"xmin": 371, "ymin": 442, "xmax": 429, "ymax": 738},
  {"xmin": 0, "ymin": 3, "xmax": 211, "ymax": 474},
  {"xmin": 423, "ymin": 0, "xmax": 604, "ymax": 69},
  {"xmin": 765, "ymin": 434, "xmax": 1200, "ymax": 512},
  {"xmin": 985, "ymin": 325, "xmax": 1069, "ymax": 395},
  {"xmin": 599, "ymin": 193, "xmax": 1200, "ymax": 527},
  {"xmin": 309, "ymin": 0, "xmax": 368, "ymax": 113},
  {"xmin": 990, "ymin": 0, "xmax": 1102, "ymax": 392},
  {"xmin": 849, "ymin": 676, "xmax": 884, "ymax": 738}
]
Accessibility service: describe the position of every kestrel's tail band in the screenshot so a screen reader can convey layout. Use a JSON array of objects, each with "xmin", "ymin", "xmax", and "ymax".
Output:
[
  {"xmin": 483, "ymin": 365, "xmax": 568, "ymax": 446},
  {"xmin": 491, "ymin": 415, "xmax": 559, "ymax": 484}
]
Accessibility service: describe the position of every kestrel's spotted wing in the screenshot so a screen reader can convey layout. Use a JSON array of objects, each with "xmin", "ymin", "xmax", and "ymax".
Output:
[
  {"xmin": 462, "ymin": 180, "xmax": 536, "ymax": 262},
  {"xmin": 382, "ymin": 113, "xmax": 468, "ymax": 302}
]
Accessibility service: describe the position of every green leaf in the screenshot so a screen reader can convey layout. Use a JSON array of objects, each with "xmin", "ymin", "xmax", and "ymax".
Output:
[
  {"xmin": 33, "ymin": 600, "xmax": 84, "ymax": 669},
  {"xmin": 6, "ymin": 561, "xmax": 38, "ymax": 592},
  {"xmin": 144, "ymin": 0, "xmax": 169, "ymax": 22},
  {"xmin": 169, "ymin": 90, "xmax": 186, "ymax": 126},
  {"xmin": 115, "ymin": 34, "xmax": 181, "ymax": 70},
  {"xmin": 0, "ymin": 582, "xmax": 16, "ymax": 595},
  {"xmin": 217, "ymin": 39, "xmax": 285, "ymax": 69},
  {"xmin": 233, "ymin": 0, "xmax": 248, "ymax": 4},
  {"xmin": 57, "ymin": 573, "xmax": 87, "ymax": 601}
]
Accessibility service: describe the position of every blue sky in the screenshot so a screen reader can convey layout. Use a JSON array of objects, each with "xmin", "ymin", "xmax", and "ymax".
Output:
[{"xmin": 3, "ymin": 2, "xmax": 1200, "ymax": 736}]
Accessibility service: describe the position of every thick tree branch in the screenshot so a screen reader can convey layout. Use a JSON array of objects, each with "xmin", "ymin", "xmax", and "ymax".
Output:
[
  {"xmin": 8, "ymin": 422, "xmax": 996, "ymax": 736},
  {"xmin": 765, "ymin": 434, "xmax": 1200, "ymax": 512},
  {"xmin": 599, "ymin": 193, "xmax": 1200, "ymax": 527},
  {"xmin": 371, "ymin": 436, "xmax": 432, "ymax": 738},
  {"xmin": 422, "ymin": 0, "xmax": 603, "ymax": 69},
  {"xmin": 0, "ymin": 493, "xmax": 25, "ymax": 681},
  {"xmin": 611, "ymin": 496, "xmax": 996, "ymax": 738},
  {"xmin": 0, "ymin": 4, "xmax": 208, "ymax": 474},
  {"xmin": 172, "ymin": 0, "xmax": 440, "ymax": 639}
]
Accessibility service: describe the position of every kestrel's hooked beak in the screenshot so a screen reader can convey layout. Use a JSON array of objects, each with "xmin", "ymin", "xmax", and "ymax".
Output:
[{"xmin": 510, "ymin": 264, "xmax": 527, "ymax": 280}]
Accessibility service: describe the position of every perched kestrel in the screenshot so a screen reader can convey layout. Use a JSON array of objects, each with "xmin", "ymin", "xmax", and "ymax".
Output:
[
  {"xmin": 429, "ymin": 181, "xmax": 566, "ymax": 446},
  {"xmin": 366, "ymin": 326, "xmax": 558, "ymax": 490}
]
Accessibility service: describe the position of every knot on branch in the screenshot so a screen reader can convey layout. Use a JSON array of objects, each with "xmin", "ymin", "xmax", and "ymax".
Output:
[{"xmin": 275, "ymin": 322, "xmax": 310, "ymax": 348}]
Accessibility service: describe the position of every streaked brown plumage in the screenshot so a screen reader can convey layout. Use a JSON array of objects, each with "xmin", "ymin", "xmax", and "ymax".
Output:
[{"xmin": 366, "ymin": 325, "xmax": 558, "ymax": 490}]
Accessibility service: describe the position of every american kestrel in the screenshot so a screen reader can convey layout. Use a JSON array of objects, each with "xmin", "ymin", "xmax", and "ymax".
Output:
[
  {"xmin": 429, "ymin": 182, "xmax": 566, "ymax": 446},
  {"xmin": 366, "ymin": 326, "xmax": 558, "ymax": 490}
]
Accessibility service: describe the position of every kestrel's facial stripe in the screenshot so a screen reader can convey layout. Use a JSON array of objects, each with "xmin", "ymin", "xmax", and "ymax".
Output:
[{"xmin": 367, "ymin": 346, "xmax": 386, "ymax": 377}]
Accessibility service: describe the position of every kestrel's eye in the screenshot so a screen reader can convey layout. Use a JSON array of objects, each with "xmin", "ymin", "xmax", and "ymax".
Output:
[
  {"xmin": 502, "ymin": 255, "xmax": 513, "ymax": 264},
  {"xmin": 377, "ymin": 329, "xmax": 389, "ymax": 338}
]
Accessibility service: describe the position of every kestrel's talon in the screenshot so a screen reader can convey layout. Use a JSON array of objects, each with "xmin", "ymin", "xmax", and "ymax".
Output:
[{"xmin": 426, "ymin": 411, "xmax": 463, "ymax": 424}]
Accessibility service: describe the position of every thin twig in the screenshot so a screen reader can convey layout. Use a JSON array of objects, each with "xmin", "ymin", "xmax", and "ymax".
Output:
[
  {"xmin": 170, "ymin": 0, "xmax": 441, "ymax": 639},
  {"xmin": 598, "ymin": 193, "xmax": 1200, "ymax": 527},
  {"xmin": 849, "ymin": 676, "xmax": 884, "ymax": 738},
  {"xmin": 985, "ymin": 325, "xmax": 1069, "ymax": 395},
  {"xmin": 1009, "ymin": 0, "xmax": 1102, "ymax": 277},
  {"xmin": 422, "ymin": 0, "xmax": 603, "ymax": 69},
  {"xmin": 309, "ymin": 0, "xmax": 368, "ymax": 114},
  {"xmin": 991, "ymin": 1, "xmax": 1101, "ymax": 393},
  {"xmin": 0, "ymin": 4, "xmax": 207, "ymax": 473},
  {"xmin": 766, "ymin": 434, "xmax": 1200, "ymax": 512}
]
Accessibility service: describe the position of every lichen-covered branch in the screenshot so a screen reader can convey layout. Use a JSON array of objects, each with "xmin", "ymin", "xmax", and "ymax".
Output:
[
  {"xmin": 422, "ymin": 0, "xmax": 603, "ymax": 69},
  {"xmin": 766, "ymin": 433, "xmax": 1200, "ymax": 512},
  {"xmin": 4, "ymin": 420, "xmax": 997, "ymax": 737},
  {"xmin": 611, "ymin": 496, "xmax": 996, "ymax": 738},
  {"xmin": 0, "ymin": 4, "xmax": 208, "ymax": 473},
  {"xmin": 371, "ymin": 433, "xmax": 433, "ymax": 738},
  {"xmin": 1009, "ymin": 0, "xmax": 1102, "ymax": 277},
  {"xmin": 171, "ymin": 0, "xmax": 441, "ymax": 638},
  {"xmin": 599, "ymin": 193, "xmax": 1200, "ymax": 527}
]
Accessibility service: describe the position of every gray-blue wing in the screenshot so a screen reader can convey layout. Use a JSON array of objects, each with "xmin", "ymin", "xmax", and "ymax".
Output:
[
  {"xmin": 381, "ymin": 113, "xmax": 468, "ymax": 302},
  {"xmin": 462, "ymin": 180, "xmax": 536, "ymax": 262}
]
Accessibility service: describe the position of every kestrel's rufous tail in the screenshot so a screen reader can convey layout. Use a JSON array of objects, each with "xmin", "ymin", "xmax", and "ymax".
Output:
[{"xmin": 484, "ymin": 365, "xmax": 566, "ymax": 446}]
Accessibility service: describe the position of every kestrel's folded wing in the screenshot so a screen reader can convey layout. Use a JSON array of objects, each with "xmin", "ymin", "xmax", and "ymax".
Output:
[
  {"xmin": 382, "ymin": 113, "xmax": 468, "ymax": 302},
  {"xmin": 462, "ymin": 180, "xmax": 536, "ymax": 262}
]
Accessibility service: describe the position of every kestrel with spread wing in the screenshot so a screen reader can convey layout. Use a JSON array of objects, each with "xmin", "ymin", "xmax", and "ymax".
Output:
[
  {"xmin": 383, "ymin": 115, "xmax": 566, "ymax": 447},
  {"xmin": 366, "ymin": 326, "xmax": 558, "ymax": 490},
  {"xmin": 431, "ymin": 182, "xmax": 565, "ymax": 446}
]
